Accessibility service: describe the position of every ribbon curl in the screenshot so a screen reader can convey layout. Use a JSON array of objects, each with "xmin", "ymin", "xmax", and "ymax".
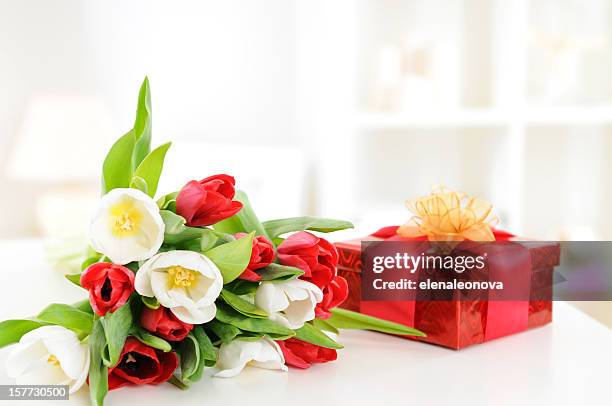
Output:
[{"xmin": 397, "ymin": 186, "xmax": 498, "ymax": 242}]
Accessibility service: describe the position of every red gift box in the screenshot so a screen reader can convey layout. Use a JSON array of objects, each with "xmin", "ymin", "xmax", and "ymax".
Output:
[{"xmin": 335, "ymin": 227, "xmax": 560, "ymax": 349}]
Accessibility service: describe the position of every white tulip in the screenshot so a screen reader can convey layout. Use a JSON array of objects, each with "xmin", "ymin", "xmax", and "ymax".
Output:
[
  {"xmin": 135, "ymin": 250, "xmax": 223, "ymax": 324},
  {"xmin": 6, "ymin": 326, "xmax": 90, "ymax": 394},
  {"xmin": 90, "ymin": 187, "xmax": 164, "ymax": 265},
  {"xmin": 255, "ymin": 279, "xmax": 323, "ymax": 329},
  {"xmin": 215, "ymin": 337, "xmax": 287, "ymax": 378}
]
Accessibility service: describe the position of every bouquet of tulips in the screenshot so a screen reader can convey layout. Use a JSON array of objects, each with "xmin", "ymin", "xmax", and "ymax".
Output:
[{"xmin": 0, "ymin": 78, "xmax": 423, "ymax": 405}]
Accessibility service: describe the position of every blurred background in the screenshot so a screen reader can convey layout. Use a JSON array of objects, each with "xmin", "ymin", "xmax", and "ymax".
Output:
[{"xmin": 0, "ymin": 0, "xmax": 610, "ymax": 322}]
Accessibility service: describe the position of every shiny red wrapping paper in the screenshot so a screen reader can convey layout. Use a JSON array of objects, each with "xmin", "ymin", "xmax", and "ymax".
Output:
[{"xmin": 335, "ymin": 227, "xmax": 560, "ymax": 349}]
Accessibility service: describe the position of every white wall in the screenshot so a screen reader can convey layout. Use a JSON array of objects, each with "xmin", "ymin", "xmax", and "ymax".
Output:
[{"xmin": 0, "ymin": 0, "xmax": 299, "ymax": 237}]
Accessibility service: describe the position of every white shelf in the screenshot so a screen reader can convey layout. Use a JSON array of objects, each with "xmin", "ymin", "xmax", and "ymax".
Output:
[
  {"xmin": 356, "ymin": 106, "xmax": 612, "ymax": 130},
  {"xmin": 524, "ymin": 106, "xmax": 612, "ymax": 126},
  {"xmin": 356, "ymin": 109, "xmax": 509, "ymax": 130}
]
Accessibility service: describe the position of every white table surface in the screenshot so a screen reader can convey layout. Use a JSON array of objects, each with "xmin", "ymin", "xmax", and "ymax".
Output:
[{"xmin": 0, "ymin": 240, "xmax": 610, "ymax": 406}]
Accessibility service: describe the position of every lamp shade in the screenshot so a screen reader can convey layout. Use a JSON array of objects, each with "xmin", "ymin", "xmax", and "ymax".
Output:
[{"xmin": 7, "ymin": 94, "xmax": 116, "ymax": 182}]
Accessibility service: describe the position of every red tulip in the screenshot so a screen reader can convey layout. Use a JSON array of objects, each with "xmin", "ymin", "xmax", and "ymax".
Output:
[
  {"xmin": 80, "ymin": 263, "xmax": 134, "ymax": 316},
  {"xmin": 277, "ymin": 231, "xmax": 338, "ymax": 288},
  {"xmin": 316, "ymin": 275, "xmax": 349, "ymax": 319},
  {"xmin": 108, "ymin": 338, "xmax": 178, "ymax": 390},
  {"xmin": 235, "ymin": 233, "xmax": 275, "ymax": 281},
  {"xmin": 278, "ymin": 232, "xmax": 348, "ymax": 317},
  {"xmin": 140, "ymin": 306, "xmax": 193, "ymax": 342},
  {"xmin": 276, "ymin": 338, "xmax": 337, "ymax": 369},
  {"xmin": 176, "ymin": 174, "xmax": 243, "ymax": 227}
]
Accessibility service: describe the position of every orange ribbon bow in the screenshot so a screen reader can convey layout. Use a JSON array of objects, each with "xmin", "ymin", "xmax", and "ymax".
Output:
[{"xmin": 397, "ymin": 186, "xmax": 498, "ymax": 243}]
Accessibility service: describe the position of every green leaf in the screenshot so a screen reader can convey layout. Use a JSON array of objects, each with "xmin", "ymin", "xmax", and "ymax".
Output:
[
  {"xmin": 130, "ymin": 325, "xmax": 172, "ymax": 352},
  {"xmin": 184, "ymin": 327, "xmax": 216, "ymax": 383},
  {"xmin": 101, "ymin": 130, "xmax": 136, "ymax": 194},
  {"xmin": 132, "ymin": 76, "xmax": 152, "ymax": 173},
  {"xmin": 157, "ymin": 191, "xmax": 178, "ymax": 211},
  {"xmin": 206, "ymin": 320, "xmax": 242, "ymax": 344},
  {"xmin": 129, "ymin": 175, "xmax": 149, "ymax": 195},
  {"xmin": 142, "ymin": 296, "xmax": 160, "ymax": 310},
  {"xmin": 224, "ymin": 279, "xmax": 259, "ymax": 295},
  {"xmin": 263, "ymin": 331, "xmax": 296, "ymax": 341},
  {"xmin": 193, "ymin": 326, "xmax": 216, "ymax": 367},
  {"xmin": 65, "ymin": 273, "xmax": 82, "ymax": 287},
  {"xmin": 263, "ymin": 216, "xmax": 354, "ymax": 239},
  {"xmin": 213, "ymin": 215, "xmax": 245, "ymax": 234},
  {"xmin": 235, "ymin": 191, "xmax": 271, "ymax": 239},
  {"xmin": 37, "ymin": 304, "xmax": 93, "ymax": 335},
  {"xmin": 81, "ymin": 256, "xmax": 100, "ymax": 271},
  {"xmin": 236, "ymin": 332, "xmax": 264, "ymax": 341},
  {"xmin": 168, "ymin": 375, "xmax": 189, "ymax": 390},
  {"xmin": 71, "ymin": 299, "xmax": 94, "ymax": 315},
  {"xmin": 215, "ymin": 190, "xmax": 271, "ymax": 240},
  {"xmin": 133, "ymin": 142, "xmax": 171, "ymax": 197},
  {"xmin": 204, "ymin": 232, "xmax": 254, "ymax": 284},
  {"xmin": 220, "ymin": 289, "xmax": 267, "ymax": 318},
  {"xmin": 89, "ymin": 320, "xmax": 109, "ymax": 406},
  {"xmin": 100, "ymin": 301, "xmax": 133, "ymax": 367},
  {"xmin": 160, "ymin": 210, "xmax": 218, "ymax": 245},
  {"xmin": 160, "ymin": 210, "xmax": 201, "ymax": 243},
  {"xmin": 258, "ymin": 263, "xmax": 304, "ymax": 281},
  {"xmin": 313, "ymin": 318, "xmax": 339, "ymax": 335},
  {"xmin": 199, "ymin": 232, "xmax": 221, "ymax": 251},
  {"xmin": 294, "ymin": 322, "xmax": 343, "ymax": 349},
  {"xmin": 0, "ymin": 320, "xmax": 46, "ymax": 349},
  {"xmin": 180, "ymin": 232, "xmax": 220, "ymax": 253},
  {"xmin": 215, "ymin": 303, "xmax": 294, "ymax": 337},
  {"xmin": 179, "ymin": 334, "xmax": 200, "ymax": 381},
  {"xmin": 81, "ymin": 251, "xmax": 103, "ymax": 271},
  {"xmin": 328, "ymin": 308, "xmax": 426, "ymax": 337}
]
